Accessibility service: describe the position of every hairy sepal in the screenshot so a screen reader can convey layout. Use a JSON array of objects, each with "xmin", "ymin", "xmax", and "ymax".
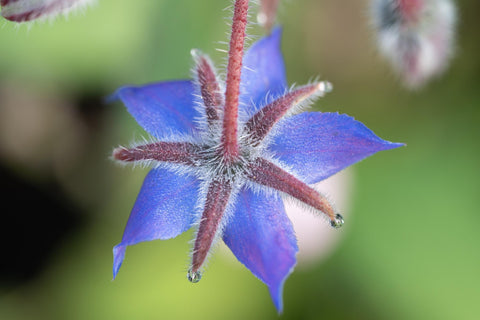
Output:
[
  {"xmin": 241, "ymin": 81, "xmax": 332, "ymax": 145},
  {"xmin": 188, "ymin": 179, "xmax": 243, "ymax": 273},
  {"xmin": 190, "ymin": 49, "xmax": 225, "ymax": 130},
  {"xmin": 111, "ymin": 134, "xmax": 201, "ymax": 177}
]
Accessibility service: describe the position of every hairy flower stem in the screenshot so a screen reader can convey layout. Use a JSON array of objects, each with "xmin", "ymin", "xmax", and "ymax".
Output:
[
  {"xmin": 222, "ymin": 0, "xmax": 249, "ymax": 162},
  {"xmin": 191, "ymin": 179, "xmax": 233, "ymax": 272},
  {"xmin": 247, "ymin": 158, "xmax": 337, "ymax": 221}
]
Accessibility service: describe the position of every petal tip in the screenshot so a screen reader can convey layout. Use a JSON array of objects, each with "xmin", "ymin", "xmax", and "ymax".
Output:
[
  {"xmin": 381, "ymin": 141, "xmax": 406, "ymax": 151},
  {"xmin": 269, "ymin": 259, "xmax": 297, "ymax": 314},
  {"xmin": 270, "ymin": 25, "xmax": 283, "ymax": 39},
  {"xmin": 112, "ymin": 244, "xmax": 126, "ymax": 279},
  {"xmin": 268, "ymin": 281, "xmax": 285, "ymax": 314},
  {"xmin": 262, "ymin": 26, "xmax": 283, "ymax": 51},
  {"xmin": 390, "ymin": 141, "xmax": 406, "ymax": 148},
  {"xmin": 105, "ymin": 91, "xmax": 120, "ymax": 104}
]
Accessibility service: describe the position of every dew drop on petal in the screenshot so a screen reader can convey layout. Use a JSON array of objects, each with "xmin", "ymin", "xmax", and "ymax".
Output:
[
  {"xmin": 187, "ymin": 269, "xmax": 202, "ymax": 283},
  {"xmin": 330, "ymin": 214, "xmax": 344, "ymax": 229}
]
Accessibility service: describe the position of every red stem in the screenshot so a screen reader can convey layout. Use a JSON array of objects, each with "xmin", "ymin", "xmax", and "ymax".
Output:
[{"xmin": 222, "ymin": 0, "xmax": 249, "ymax": 162}]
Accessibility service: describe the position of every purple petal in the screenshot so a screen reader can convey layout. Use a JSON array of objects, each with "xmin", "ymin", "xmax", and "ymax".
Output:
[
  {"xmin": 240, "ymin": 27, "xmax": 287, "ymax": 112},
  {"xmin": 270, "ymin": 112, "xmax": 404, "ymax": 184},
  {"xmin": 111, "ymin": 80, "xmax": 199, "ymax": 138},
  {"xmin": 113, "ymin": 168, "xmax": 199, "ymax": 279},
  {"xmin": 1, "ymin": 0, "xmax": 91, "ymax": 22},
  {"xmin": 223, "ymin": 187, "xmax": 298, "ymax": 313}
]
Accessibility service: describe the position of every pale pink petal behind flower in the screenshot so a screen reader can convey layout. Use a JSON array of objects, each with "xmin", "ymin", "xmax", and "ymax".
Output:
[
  {"xmin": 1, "ymin": 0, "xmax": 94, "ymax": 22},
  {"xmin": 222, "ymin": 169, "xmax": 353, "ymax": 267},
  {"xmin": 284, "ymin": 169, "xmax": 353, "ymax": 267}
]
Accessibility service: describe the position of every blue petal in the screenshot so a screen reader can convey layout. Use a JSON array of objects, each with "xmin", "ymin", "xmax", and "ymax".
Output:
[
  {"xmin": 223, "ymin": 187, "xmax": 298, "ymax": 313},
  {"xmin": 113, "ymin": 168, "xmax": 200, "ymax": 279},
  {"xmin": 111, "ymin": 80, "xmax": 198, "ymax": 138},
  {"xmin": 240, "ymin": 27, "xmax": 288, "ymax": 113},
  {"xmin": 269, "ymin": 112, "xmax": 404, "ymax": 184}
]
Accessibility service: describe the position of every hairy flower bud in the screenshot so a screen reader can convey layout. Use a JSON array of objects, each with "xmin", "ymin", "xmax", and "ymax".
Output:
[
  {"xmin": 371, "ymin": 0, "xmax": 457, "ymax": 88},
  {"xmin": 258, "ymin": 0, "xmax": 279, "ymax": 33},
  {"xmin": 1, "ymin": 0, "xmax": 94, "ymax": 23}
]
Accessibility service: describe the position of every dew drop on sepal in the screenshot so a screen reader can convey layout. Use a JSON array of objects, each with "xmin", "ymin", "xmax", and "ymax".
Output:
[
  {"xmin": 319, "ymin": 81, "xmax": 333, "ymax": 93},
  {"xmin": 330, "ymin": 214, "xmax": 344, "ymax": 229},
  {"xmin": 187, "ymin": 269, "xmax": 202, "ymax": 283}
]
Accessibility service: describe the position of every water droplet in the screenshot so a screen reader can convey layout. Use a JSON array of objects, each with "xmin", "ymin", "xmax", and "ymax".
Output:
[
  {"xmin": 187, "ymin": 269, "xmax": 202, "ymax": 283},
  {"xmin": 190, "ymin": 49, "xmax": 200, "ymax": 59},
  {"xmin": 319, "ymin": 81, "xmax": 333, "ymax": 93},
  {"xmin": 330, "ymin": 214, "xmax": 344, "ymax": 229}
]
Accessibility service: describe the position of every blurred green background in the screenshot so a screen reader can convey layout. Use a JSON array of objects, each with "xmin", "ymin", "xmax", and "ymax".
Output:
[{"xmin": 0, "ymin": 0, "xmax": 479, "ymax": 319}]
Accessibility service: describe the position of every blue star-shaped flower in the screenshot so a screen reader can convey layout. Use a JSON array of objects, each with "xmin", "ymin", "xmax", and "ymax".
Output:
[{"xmin": 111, "ymin": 24, "xmax": 402, "ymax": 312}]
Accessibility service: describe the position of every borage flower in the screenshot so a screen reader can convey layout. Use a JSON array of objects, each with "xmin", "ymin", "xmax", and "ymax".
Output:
[{"xmin": 111, "ymin": 0, "xmax": 402, "ymax": 312}]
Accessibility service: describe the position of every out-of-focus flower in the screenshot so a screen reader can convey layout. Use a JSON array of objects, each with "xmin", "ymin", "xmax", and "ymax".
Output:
[
  {"xmin": 1, "ymin": 0, "xmax": 94, "ymax": 23},
  {"xmin": 371, "ymin": 0, "xmax": 457, "ymax": 88},
  {"xmin": 258, "ymin": 0, "xmax": 279, "ymax": 33},
  {"xmin": 111, "ymin": 0, "xmax": 402, "ymax": 312}
]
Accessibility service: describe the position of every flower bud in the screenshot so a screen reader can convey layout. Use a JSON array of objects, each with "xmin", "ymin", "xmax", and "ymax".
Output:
[
  {"xmin": 371, "ymin": 0, "xmax": 457, "ymax": 88},
  {"xmin": 258, "ymin": 0, "xmax": 279, "ymax": 33},
  {"xmin": 1, "ymin": 0, "xmax": 94, "ymax": 23}
]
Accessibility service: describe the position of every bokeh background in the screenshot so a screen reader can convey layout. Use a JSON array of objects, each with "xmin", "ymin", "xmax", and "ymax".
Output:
[{"xmin": 0, "ymin": 0, "xmax": 479, "ymax": 319}]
